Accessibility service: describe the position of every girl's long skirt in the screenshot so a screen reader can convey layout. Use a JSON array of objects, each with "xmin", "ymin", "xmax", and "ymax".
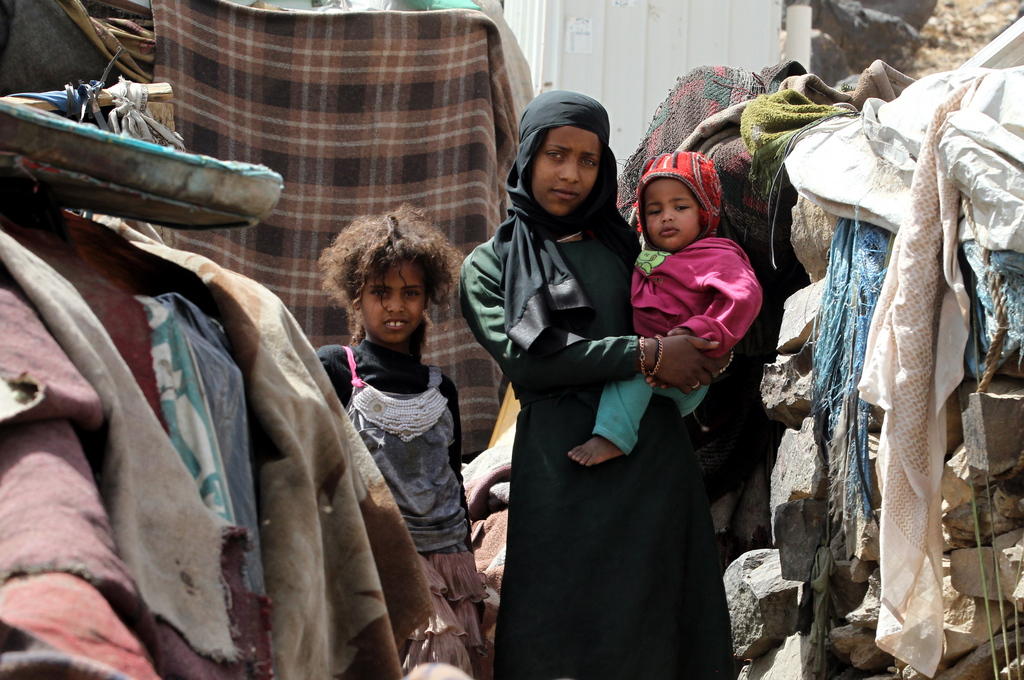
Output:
[{"xmin": 404, "ymin": 550, "xmax": 487, "ymax": 678}]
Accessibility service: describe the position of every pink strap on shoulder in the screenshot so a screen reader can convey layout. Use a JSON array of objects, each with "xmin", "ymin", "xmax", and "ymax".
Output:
[{"xmin": 342, "ymin": 346, "xmax": 367, "ymax": 388}]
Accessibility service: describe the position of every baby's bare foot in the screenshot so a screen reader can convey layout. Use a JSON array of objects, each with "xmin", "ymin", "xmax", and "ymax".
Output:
[{"xmin": 567, "ymin": 436, "xmax": 625, "ymax": 466}]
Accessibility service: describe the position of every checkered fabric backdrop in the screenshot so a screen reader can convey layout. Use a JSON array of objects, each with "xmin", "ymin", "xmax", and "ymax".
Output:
[{"xmin": 152, "ymin": 0, "xmax": 518, "ymax": 453}]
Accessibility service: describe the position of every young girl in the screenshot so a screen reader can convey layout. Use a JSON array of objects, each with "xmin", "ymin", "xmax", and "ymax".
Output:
[
  {"xmin": 568, "ymin": 151, "xmax": 763, "ymax": 466},
  {"xmin": 317, "ymin": 205, "xmax": 485, "ymax": 675}
]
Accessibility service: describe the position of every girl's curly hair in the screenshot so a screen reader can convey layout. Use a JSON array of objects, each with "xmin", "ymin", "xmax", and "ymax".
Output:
[{"xmin": 318, "ymin": 204, "xmax": 463, "ymax": 358}]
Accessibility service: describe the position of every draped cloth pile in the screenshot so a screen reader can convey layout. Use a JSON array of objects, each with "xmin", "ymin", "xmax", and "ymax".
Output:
[
  {"xmin": 858, "ymin": 72, "xmax": 1017, "ymax": 677},
  {"xmin": 116, "ymin": 221, "xmax": 432, "ymax": 680},
  {"xmin": 0, "ymin": 213, "xmax": 430, "ymax": 680},
  {"xmin": 151, "ymin": 0, "xmax": 518, "ymax": 454}
]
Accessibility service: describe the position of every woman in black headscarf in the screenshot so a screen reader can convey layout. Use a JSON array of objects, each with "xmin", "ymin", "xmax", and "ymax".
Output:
[{"xmin": 460, "ymin": 91, "xmax": 734, "ymax": 679}]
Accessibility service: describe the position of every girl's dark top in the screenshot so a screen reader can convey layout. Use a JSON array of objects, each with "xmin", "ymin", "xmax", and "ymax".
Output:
[
  {"xmin": 317, "ymin": 340, "xmax": 463, "ymax": 489},
  {"xmin": 460, "ymin": 90, "xmax": 734, "ymax": 680}
]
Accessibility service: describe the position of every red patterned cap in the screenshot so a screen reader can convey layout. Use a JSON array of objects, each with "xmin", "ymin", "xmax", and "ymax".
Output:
[{"xmin": 635, "ymin": 152, "xmax": 722, "ymax": 239}]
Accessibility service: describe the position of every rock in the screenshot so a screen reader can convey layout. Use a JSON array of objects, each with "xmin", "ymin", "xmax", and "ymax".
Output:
[
  {"xmin": 934, "ymin": 631, "xmax": 1020, "ymax": 680},
  {"xmin": 810, "ymin": 29, "xmax": 854, "ymax": 87},
  {"xmin": 789, "ymin": 197, "xmax": 836, "ymax": 284},
  {"xmin": 847, "ymin": 509, "xmax": 881, "ymax": 563},
  {"xmin": 942, "ymin": 446, "xmax": 975, "ymax": 514},
  {"xmin": 831, "ymin": 624, "xmax": 894, "ymax": 671},
  {"xmin": 777, "ymin": 280, "xmax": 826, "ymax": 353},
  {"xmin": 866, "ymin": 435, "xmax": 882, "ymax": 512},
  {"xmin": 943, "ymin": 490, "xmax": 1019, "ymax": 550},
  {"xmin": 834, "ymin": 669, "xmax": 899, "ymax": 680},
  {"xmin": 785, "ymin": 0, "xmax": 934, "ymax": 30},
  {"xmin": 849, "ymin": 556, "xmax": 876, "ymax": 583},
  {"xmin": 868, "ymin": 404, "xmax": 884, "ymax": 433},
  {"xmin": 903, "ymin": 665, "xmax": 925, "ymax": 679},
  {"xmin": 731, "ymin": 460, "xmax": 774, "ymax": 556},
  {"xmin": 1004, "ymin": 659, "xmax": 1024, "ymax": 679},
  {"xmin": 946, "ymin": 388, "xmax": 965, "ymax": 454},
  {"xmin": 949, "ymin": 529, "xmax": 1023, "ymax": 601},
  {"xmin": 761, "ymin": 344, "xmax": 814, "ymax": 428},
  {"xmin": 993, "ymin": 475, "xmax": 1024, "ymax": 521},
  {"xmin": 858, "ymin": 0, "xmax": 938, "ymax": 30},
  {"xmin": 832, "ymin": 560, "xmax": 871, "ymax": 619},
  {"xmin": 815, "ymin": 0, "xmax": 921, "ymax": 72},
  {"xmin": 846, "ymin": 568, "xmax": 881, "ymax": 629},
  {"xmin": 940, "ymin": 444, "xmax": 1024, "ymax": 521},
  {"xmin": 773, "ymin": 498, "xmax": 827, "ymax": 582},
  {"xmin": 959, "ymin": 377, "xmax": 1024, "ymax": 478},
  {"xmin": 942, "ymin": 567, "xmax": 1009, "ymax": 666},
  {"xmin": 724, "ymin": 549, "xmax": 804, "ymax": 659},
  {"xmin": 711, "ymin": 485, "xmax": 743, "ymax": 535},
  {"xmin": 770, "ymin": 418, "xmax": 827, "ymax": 515},
  {"xmin": 747, "ymin": 633, "xmax": 816, "ymax": 680}
]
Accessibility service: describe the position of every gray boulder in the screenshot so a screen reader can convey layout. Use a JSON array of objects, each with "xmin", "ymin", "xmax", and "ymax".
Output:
[
  {"xmin": 747, "ymin": 633, "xmax": 817, "ymax": 679},
  {"xmin": 760, "ymin": 344, "xmax": 813, "ymax": 429},
  {"xmin": 816, "ymin": 0, "xmax": 921, "ymax": 72},
  {"xmin": 858, "ymin": 0, "xmax": 937, "ymax": 30},
  {"xmin": 790, "ymin": 196, "xmax": 837, "ymax": 283},
  {"xmin": 773, "ymin": 498, "xmax": 827, "ymax": 582},
  {"xmin": 830, "ymin": 623, "xmax": 893, "ymax": 671},
  {"xmin": 934, "ymin": 631, "xmax": 1021, "ymax": 680},
  {"xmin": 769, "ymin": 417, "xmax": 826, "ymax": 515},
  {"xmin": 845, "ymin": 568, "xmax": 880, "ymax": 629},
  {"xmin": 724, "ymin": 549, "xmax": 804, "ymax": 659},
  {"xmin": 811, "ymin": 29, "xmax": 854, "ymax": 86},
  {"xmin": 959, "ymin": 377, "xmax": 1024, "ymax": 478}
]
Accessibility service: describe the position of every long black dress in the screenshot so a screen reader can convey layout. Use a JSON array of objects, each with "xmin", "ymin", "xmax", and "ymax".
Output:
[{"xmin": 460, "ymin": 237, "xmax": 734, "ymax": 680}]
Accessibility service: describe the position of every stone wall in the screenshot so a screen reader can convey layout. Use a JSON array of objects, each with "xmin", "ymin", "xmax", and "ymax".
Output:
[{"xmin": 728, "ymin": 196, "xmax": 1024, "ymax": 679}]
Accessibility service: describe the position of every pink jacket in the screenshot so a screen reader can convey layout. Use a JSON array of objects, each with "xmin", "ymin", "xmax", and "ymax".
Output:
[{"xmin": 631, "ymin": 237, "xmax": 762, "ymax": 358}]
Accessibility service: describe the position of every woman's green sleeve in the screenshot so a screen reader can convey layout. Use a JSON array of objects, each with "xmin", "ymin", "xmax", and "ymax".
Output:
[{"xmin": 459, "ymin": 247, "xmax": 638, "ymax": 393}]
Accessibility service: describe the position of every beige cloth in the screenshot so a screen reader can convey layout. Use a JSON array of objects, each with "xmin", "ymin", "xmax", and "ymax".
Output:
[
  {"xmin": 111, "ymin": 221, "xmax": 431, "ymax": 680},
  {"xmin": 0, "ymin": 227, "xmax": 235, "ymax": 660},
  {"xmin": 780, "ymin": 59, "xmax": 914, "ymax": 109},
  {"xmin": 858, "ymin": 77, "xmax": 985, "ymax": 676},
  {"xmin": 55, "ymin": 0, "xmax": 154, "ymax": 83}
]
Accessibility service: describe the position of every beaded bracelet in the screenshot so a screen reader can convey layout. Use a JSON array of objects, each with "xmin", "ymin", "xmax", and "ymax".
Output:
[{"xmin": 716, "ymin": 350, "xmax": 735, "ymax": 377}]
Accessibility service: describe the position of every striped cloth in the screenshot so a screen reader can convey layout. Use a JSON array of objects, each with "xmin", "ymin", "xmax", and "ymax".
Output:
[{"xmin": 152, "ymin": 0, "xmax": 518, "ymax": 453}]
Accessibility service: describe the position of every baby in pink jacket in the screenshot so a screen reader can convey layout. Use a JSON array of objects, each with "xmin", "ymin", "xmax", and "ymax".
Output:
[{"xmin": 568, "ymin": 151, "xmax": 763, "ymax": 466}]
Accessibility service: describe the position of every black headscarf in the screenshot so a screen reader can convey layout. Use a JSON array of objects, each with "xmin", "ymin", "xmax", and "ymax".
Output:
[{"xmin": 491, "ymin": 90, "xmax": 639, "ymax": 355}]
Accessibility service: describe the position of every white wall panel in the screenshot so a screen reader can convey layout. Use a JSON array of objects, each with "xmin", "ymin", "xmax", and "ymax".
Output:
[{"xmin": 505, "ymin": 0, "xmax": 783, "ymax": 164}]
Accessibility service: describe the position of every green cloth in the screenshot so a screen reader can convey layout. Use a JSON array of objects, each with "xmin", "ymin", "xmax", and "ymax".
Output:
[
  {"xmin": 460, "ymin": 237, "xmax": 733, "ymax": 680},
  {"xmin": 740, "ymin": 89, "xmax": 840, "ymax": 196}
]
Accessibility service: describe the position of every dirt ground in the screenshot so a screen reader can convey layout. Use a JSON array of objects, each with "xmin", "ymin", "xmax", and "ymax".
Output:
[{"xmin": 904, "ymin": 0, "xmax": 1022, "ymax": 76}]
